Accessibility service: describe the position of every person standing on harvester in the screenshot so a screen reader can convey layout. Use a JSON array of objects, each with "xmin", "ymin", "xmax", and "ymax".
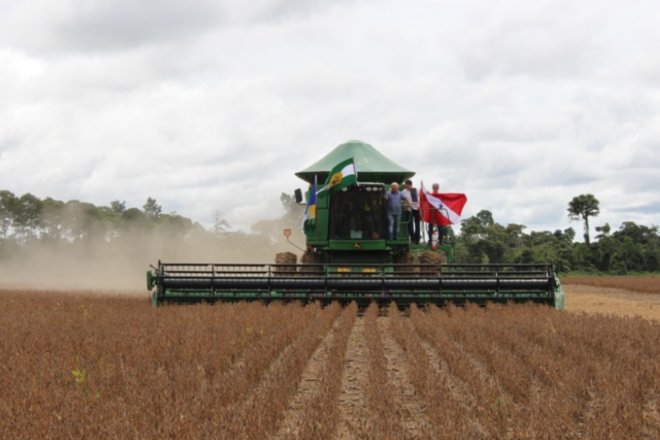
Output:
[
  {"xmin": 384, "ymin": 182, "xmax": 403, "ymax": 240},
  {"xmin": 427, "ymin": 182, "xmax": 442, "ymax": 245},
  {"xmin": 401, "ymin": 179, "xmax": 420, "ymax": 243}
]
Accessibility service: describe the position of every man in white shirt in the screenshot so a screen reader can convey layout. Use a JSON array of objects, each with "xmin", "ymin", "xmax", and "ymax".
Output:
[{"xmin": 427, "ymin": 182, "xmax": 444, "ymax": 245}]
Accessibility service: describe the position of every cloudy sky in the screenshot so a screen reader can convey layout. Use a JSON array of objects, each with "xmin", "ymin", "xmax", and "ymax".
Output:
[{"xmin": 1, "ymin": 0, "xmax": 658, "ymax": 236}]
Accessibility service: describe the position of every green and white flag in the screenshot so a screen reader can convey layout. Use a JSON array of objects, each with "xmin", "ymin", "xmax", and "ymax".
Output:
[{"xmin": 317, "ymin": 157, "xmax": 357, "ymax": 197}]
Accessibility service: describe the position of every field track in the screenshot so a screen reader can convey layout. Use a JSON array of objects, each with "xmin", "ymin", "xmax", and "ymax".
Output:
[{"xmin": 1, "ymin": 287, "xmax": 659, "ymax": 439}]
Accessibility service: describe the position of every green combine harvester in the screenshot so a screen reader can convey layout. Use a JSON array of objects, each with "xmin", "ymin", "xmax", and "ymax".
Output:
[{"xmin": 147, "ymin": 140, "xmax": 564, "ymax": 309}]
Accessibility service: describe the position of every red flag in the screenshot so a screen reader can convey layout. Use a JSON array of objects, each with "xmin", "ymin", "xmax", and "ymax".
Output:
[{"xmin": 420, "ymin": 186, "xmax": 467, "ymax": 226}]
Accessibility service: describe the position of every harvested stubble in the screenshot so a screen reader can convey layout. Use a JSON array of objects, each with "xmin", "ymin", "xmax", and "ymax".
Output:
[
  {"xmin": 1, "ymin": 291, "xmax": 659, "ymax": 439},
  {"xmin": 562, "ymin": 275, "xmax": 660, "ymax": 294}
]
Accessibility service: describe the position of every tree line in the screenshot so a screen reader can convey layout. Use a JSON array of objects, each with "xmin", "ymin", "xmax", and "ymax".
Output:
[
  {"xmin": 0, "ymin": 190, "xmax": 303, "ymax": 288},
  {"xmin": 0, "ymin": 191, "xmax": 197, "ymax": 244},
  {"xmin": 0, "ymin": 190, "xmax": 302, "ymax": 246},
  {"xmin": 1, "ymin": 190, "xmax": 658, "ymax": 274},
  {"xmin": 455, "ymin": 194, "xmax": 660, "ymax": 273}
]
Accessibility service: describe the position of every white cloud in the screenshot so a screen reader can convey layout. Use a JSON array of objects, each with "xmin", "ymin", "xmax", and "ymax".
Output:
[{"xmin": 1, "ymin": 0, "xmax": 659, "ymax": 236}]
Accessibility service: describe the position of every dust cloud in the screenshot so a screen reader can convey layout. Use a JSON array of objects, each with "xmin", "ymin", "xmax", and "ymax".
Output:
[{"xmin": 0, "ymin": 224, "xmax": 305, "ymax": 294}]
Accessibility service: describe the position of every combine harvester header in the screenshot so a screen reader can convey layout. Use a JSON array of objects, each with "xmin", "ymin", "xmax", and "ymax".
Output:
[{"xmin": 148, "ymin": 140, "xmax": 564, "ymax": 309}]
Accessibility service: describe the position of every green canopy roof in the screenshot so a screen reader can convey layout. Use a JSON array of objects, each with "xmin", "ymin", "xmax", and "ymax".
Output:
[{"xmin": 295, "ymin": 140, "xmax": 415, "ymax": 184}]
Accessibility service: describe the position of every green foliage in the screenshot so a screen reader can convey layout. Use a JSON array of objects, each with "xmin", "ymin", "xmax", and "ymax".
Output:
[
  {"xmin": 0, "ymin": 190, "xmax": 307, "ymax": 267},
  {"xmin": 0, "ymin": 190, "xmax": 18, "ymax": 239},
  {"xmin": 110, "ymin": 200, "xmax": 126, "ymax": 214},
  {"xmin": 457, "ymin": 209, "xmax": 660, "ymax": 273},
  {"xmin": 142, "ymin": 197, "xmax": 162, "ymax": 218},
  {"xmin": 459, "ymin": 210, "xmax": 525, "ymax": 264},
  {"xmin": 1, "ymin": 189, "xmax": 657, "ymax": 274},
  {"xmin": 13, "ymin": 193, "xmax": 43, "ymax": 240}
]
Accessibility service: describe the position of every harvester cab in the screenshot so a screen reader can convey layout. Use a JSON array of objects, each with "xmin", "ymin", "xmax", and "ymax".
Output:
[
  {"xmin": 295, "ymin": 141, "xmax": 437, "ymax": 264},
  {"xmin": 147, "ymin": 140, "xmax": 564, "ymax": 309}
]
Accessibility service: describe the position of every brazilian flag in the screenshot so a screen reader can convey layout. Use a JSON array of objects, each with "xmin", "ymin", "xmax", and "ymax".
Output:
[{"xmin": 303, "ymin": 176, "xmax": 317, "ymax": 233}]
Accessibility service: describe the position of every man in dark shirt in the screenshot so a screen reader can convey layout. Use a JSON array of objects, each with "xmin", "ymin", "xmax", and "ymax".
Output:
[
  {"xmin": 402, "ymin": 180, "xmax": 420, "ymax": 244},
  {"xmin": 427, "ymin": 182, "xmax": 442, "ymax": 245}
]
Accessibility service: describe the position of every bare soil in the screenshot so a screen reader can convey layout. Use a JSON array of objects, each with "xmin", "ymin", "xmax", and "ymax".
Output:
[
  {"xmin": 378, "ymin": 318, "xmax": 436, "ymax": 439},
  {"xmin": 333, "ymin": 318, "xmax": 369, "ymax": 439},
  {"xmin": 272, "ymin": 316, "xmax": 340, "ymax": 438}
]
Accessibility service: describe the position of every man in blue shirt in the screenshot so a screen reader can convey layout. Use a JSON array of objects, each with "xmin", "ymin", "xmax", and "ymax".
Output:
[{"xmin": 384, "ymin": 182, "xmax": 403, "ymax": 240}]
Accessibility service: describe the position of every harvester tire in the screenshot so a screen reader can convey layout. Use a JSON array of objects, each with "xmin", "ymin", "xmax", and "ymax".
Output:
[{"xmin": 274, "ymin": 252, "xmax": 297, "ymax": 276}]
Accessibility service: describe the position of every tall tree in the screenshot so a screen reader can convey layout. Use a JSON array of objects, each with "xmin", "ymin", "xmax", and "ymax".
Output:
[
  {"xmin": 14, "ymin": 193, "xmax": 42, "ymax": 239},
  {"xmin": 0, "ymin": 190, "xmax": 17, "ymax": 239},
  {"xmin": 110, "ymin": 200, "xmax": 126, "ymax": 214},
  {"xmin": 143, "ymin": 197, "xmax": 162, "ymax": 219},
  {"xmin": 567, "ymin": 194, "xmax": 600, "ymax": 245}
]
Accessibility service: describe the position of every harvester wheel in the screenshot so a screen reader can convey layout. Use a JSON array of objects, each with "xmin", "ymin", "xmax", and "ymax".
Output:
[
  {"xmin": 274, "ymin": 252, "xmax": 297, "ymax": 276},
  {"xmin": 300, "ymin": 251, "xmax": 323, "ymax": 275}
]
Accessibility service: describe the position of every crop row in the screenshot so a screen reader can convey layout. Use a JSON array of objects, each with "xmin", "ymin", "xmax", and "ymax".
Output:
[
  {"xmin": 1, "ymin": 291, "xmax": 659, "ymax": 439},
  {"xmin": 412, "ymin": 304, "xmax": 660, "ymax": 438}
]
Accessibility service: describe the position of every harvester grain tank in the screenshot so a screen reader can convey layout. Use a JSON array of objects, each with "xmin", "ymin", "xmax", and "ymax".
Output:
[{"xmin": 147, "ymin": 140, "xmax": 564, "ymax": 308}]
